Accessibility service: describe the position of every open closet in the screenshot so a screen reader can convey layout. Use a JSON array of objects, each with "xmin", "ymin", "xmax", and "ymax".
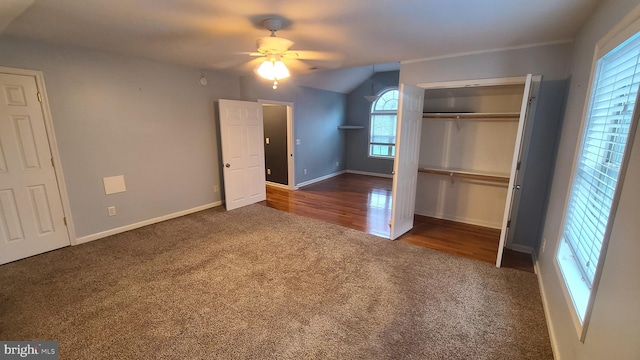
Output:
[{"xmin": 391, "ymin": 75, "xmax": 548, "ymax": 266}]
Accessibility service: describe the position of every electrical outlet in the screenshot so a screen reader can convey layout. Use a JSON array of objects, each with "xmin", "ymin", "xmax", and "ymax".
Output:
[
  {"xmin": 214, "ymin": 185, "xmax": 219, "ymax": 192},
  {"xmin": 304, "ymin": 168, "xmax": 307, "ymax": 175},
  {"xmin": 267, "ymin": 168, "xmax": 271, "ymax": 175},
  {"xmin": 108, "ymin": 206, "xmax": 116, "ymax": 216},
  {"xmin": 541, "ymin": 238, "xmax": 547, "ymax": 253},
  {"xmin": 296, "ymin": 139, "xmax": 301, "ymax": 145},
  {"xmin": 336, "ymin": 161, "xmax": 340, "ymax": 166}
]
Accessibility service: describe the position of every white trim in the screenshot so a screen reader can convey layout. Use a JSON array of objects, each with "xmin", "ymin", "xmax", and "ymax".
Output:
[
  {"xmin": 345, "ymin": 170, "xmax": 393, "ymax": 178},
  {"xmin": 265, "ymin": 181, "xmax": 289, "ymax": 189},
  {"xmin": 401, "ymin": 39, "xmax": 574, "ymax": 65},
  {"xmin": 0, "ymin": 66, "xmax": 77, "ymax": 245},
  {"xmin": 418, "ymin": 76, "xmax": 527, "ymax": 90},
  {"xmin": 533, "ymin": 253, "xmax": 562, "ymax": 360},
  {"xmin": 258, "ymin": 99, "xmax": 296, "ymax": 190},
  {"xmin": 296, "ymin": 170, "xmax": 346, "ymax": 188},
  {"xmin": 508, "ymin": 244, "xmax": 534, "ymax": 255},
  {"xmin": 75, "ymin": 202, "xmax": 222, "ymax": 244}
]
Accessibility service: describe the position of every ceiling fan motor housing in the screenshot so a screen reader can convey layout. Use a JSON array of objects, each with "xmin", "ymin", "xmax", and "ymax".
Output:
[{"xmin": 256, "ymin": 37, "xmax": 294, "ymax": 55}]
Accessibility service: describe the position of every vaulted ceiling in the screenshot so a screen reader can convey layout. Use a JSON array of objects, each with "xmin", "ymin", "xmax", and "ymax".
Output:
[{"xmin": 1, "ymin": 0, "xmax": 602, "ymax": 92}]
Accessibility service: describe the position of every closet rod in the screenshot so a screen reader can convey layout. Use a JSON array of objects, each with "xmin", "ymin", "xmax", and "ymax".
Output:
[
  {"xmin": 422, "ymin": 112, "xmax": 520, "ymax": 120},
  {"xmin": 417, "ymin": 167, "xmax": 510, "ymax": 184}
]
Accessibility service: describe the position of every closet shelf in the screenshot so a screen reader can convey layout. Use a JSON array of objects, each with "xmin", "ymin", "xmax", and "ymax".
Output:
[
  {"xmin": 418, "ymin": 166, "xmax": 510, "ymax": 184},
  {"xmin": 422, "ymin": 112, "xmax": 520, "ymax": 120},
  {"xmin": 337, "ymin": 125, "xmax": 365, "ymax": 130}
]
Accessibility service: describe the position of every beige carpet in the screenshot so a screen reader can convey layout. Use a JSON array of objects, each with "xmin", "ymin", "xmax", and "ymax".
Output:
[{"xmin": 0, "ymin": 204, "xmax": 552, "ymax": 359}]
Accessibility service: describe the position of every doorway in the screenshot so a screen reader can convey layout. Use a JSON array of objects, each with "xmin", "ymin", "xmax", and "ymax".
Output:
[{"xmin": 259, "ymin": 100, "xmax": 295, "ymax": 189}]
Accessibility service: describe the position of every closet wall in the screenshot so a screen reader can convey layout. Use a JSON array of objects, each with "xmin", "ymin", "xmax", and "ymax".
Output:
[{"xmin": 416, "ymin": 84, "xmax": 525, "ymax": 228}]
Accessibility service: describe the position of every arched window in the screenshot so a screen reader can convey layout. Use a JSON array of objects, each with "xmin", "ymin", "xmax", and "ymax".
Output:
[{"xmin": 369, "ymin": 88, "xmax": 399, "ymax": 158}]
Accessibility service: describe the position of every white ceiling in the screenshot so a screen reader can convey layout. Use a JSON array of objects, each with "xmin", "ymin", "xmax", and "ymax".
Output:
[{"xmin": 1, "ymin": 0, "xmax": 601, "ymax": 92}]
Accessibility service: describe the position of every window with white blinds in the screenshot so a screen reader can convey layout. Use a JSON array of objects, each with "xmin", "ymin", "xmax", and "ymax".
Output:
[{"xmin": 558, "ymin": 30, "xmax": 640, "ymax": 320}]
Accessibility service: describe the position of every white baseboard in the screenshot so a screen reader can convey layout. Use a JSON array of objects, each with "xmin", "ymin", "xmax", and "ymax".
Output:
[
  {"xmin": 74, "ymin": 201, "xmax": 222, "ymax": 245},
  {"xmin": 533, "ymin": 253, "xmax": 561, "ymax": 360},
  {"xmin": 414, "ymin": 211, "xmax": 501, "ymax": 229},
  {"xmin": 508, "ymin": 244, "xmax": 534, "ymax": 254},
  {"xmin": 345, "ymin": 170, "xmax": 393, "ymax": 178},
  {"xmin": 296, "ymin": 170, "xmax": 346, "ymax": 188},
  {"xmin": 265, "ymin": 181, "xmax": 290, "ymax": 190}
]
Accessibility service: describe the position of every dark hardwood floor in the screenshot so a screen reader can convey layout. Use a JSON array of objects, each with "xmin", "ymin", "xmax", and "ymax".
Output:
[{"xmin": 261, "ymin": 173, "xmax": 534, "ymax": 272}]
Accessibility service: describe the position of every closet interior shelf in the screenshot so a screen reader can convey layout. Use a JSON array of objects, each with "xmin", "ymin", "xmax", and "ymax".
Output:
[
  {"xmin": 418, "ymin": 166, "xmax": 510, "ymax": 184},
  {"xmin": 422, "ymin": 112, "xmax": 520, "ymax": 120},
  {"xmin": 337, "ymin": 125, "xmax": 365, "ymax": 130}
]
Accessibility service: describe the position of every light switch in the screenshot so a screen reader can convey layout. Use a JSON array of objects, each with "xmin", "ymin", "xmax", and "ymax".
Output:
[
  {"xmin": 265, "ymin": 137, "xmax": 270, "ymax": 144},
  {"xmin": 296, "ymin": 139, "xmax": 301, "ymax": 145},
  {"xmin": 103, "ymin": 175, "xmax": 126, "ymax": 195}
]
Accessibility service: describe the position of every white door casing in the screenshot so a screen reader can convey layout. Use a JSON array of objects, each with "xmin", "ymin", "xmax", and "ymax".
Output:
[
  {"xmin": 0, "ymin": 72, "xmax": 70, "ymax": 264},
  {"xmin": 390, "ymin": 83, "xmax": 424, "ymax": 240},
  {"xmin": 219, "ymin": 99, "xmax": 266, "ymax": 211},
  {"xmin": 496, "ymin": 74, "xmax": 535, "ymax": 267}
]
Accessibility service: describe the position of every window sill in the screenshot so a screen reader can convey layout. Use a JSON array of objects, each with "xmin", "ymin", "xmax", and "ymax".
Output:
[
  {"xmin": 368, "ymin": 155, "xmax": 395, "ymax": 160},
  {"xmin": 555, "ymin": 240, "xmax": 590, "ymax": 339}
]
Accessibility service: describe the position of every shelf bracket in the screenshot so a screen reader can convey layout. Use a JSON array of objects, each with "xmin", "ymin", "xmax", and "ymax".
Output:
[
  {"xmin": 455, "ymin": 116, "xmax": 461, "ymax": 132},
  {"xmin": 449, "ymin": 172, "xmax": 455, "ymax": 185}
]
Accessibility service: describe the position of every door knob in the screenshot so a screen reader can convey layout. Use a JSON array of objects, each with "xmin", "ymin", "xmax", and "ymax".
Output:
[{"xmin": 225, "ymin": 163, "xmax": 231, "ymax": 168}]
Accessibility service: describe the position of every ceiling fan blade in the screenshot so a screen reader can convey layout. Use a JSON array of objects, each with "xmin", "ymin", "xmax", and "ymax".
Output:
[
  {"xmin": 210, "ymin": 57, "xmax": 251, "ymax": 70},
  {"xmin": 283, "ymin": 50, "xmax": 341, "ymax": 61}
]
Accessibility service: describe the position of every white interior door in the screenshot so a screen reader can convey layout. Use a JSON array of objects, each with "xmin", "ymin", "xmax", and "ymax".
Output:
[
  {"xmin": 219, "ymin": 99, "xmax": 266, "ymax": 211},
  {"xmin": 390, "ymin": 84, "xmax": 424, "ymax": 240},
  {"xmin": 496, "ymin": 74, "xmax": 534, "ymax": 267},
  {"xmin": 0, "ymin": 72, "xmax": 69, "ymax": 265}
]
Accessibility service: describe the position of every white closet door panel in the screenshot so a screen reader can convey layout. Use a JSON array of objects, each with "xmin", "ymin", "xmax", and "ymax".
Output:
[
  {"xmin": 390, "ymin": 84, "xmax": 424, "ymax": 240},
  {"xmin": 496, "ymin": 74, "xmax": 535, "ymax": 267}
]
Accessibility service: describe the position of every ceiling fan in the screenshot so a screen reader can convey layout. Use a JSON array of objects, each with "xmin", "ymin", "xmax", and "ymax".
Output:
[{"xmin": 248, "ymin": 18, "xmax": 340, "ymax": 89}]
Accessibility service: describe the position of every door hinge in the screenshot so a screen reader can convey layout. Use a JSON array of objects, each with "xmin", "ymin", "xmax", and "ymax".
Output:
[
  {"xmin": 51, "ymin": 158, "xmax": 55, "ymax": 168},
  {"xmin": 516, "ymin": 161, "xmax": 521, "ymax": 170},
  {"xmin": 507, "ymin": 220, "xmax": 511, "ymax": 228},
  {"xmin": 37, "ymin": 92, "xmax": 42, "ymax": 103},
  {"xmin": 63, "ymin": 217, "xmax": 67, "ymax": 226},
  {"xmin": 528, "ymin": 96, "xmax": 535, "ymax": 106}
]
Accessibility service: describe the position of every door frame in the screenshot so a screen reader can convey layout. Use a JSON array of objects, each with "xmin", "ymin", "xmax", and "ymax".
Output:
[
  {"xmin": 0, "ymin": 66, "xmax": 76, "ymax": 244},
  {"xmin": 258, "ymin": 99, "xmax": 296, "ymax": 190}
]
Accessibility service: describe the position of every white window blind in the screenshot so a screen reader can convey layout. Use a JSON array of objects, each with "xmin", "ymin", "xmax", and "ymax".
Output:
[
  {"xmin": 369, "ymin": 89, "xmax": 398, "ymax": 158},
  {"xmin": 562, "ymin": 32, "xmax": 640, "ymax": 287}
]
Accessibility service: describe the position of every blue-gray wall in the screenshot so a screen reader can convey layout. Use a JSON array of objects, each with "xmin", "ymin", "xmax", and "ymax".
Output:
[
  {"xmin": 345, "ymin": 71, "xmax": 399, "ymax": 175},
  {"xmin": 240, "ymin": 77, "xmax": 346, "ymax": 186},
  {"xmin": 0, "ymin": 36, "xmax": 241, "ymax": 239}
]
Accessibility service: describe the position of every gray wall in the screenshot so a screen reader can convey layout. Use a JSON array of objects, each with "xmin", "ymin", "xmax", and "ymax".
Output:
[
  {"xmin": 537, "ymin": 0, "xmax": 640, "ymax": 358},
  {"xmin": 510, "ymin": 80, "xmax": 568, "ymax": 251},
  {"xmin": 263, "ymin": 105, "xmax": 288, "ymax": 185},
  {"xmin": 345, "ymin": 71, "xmax": 399, "ymax": 175},
  {"xmin": 240, "ymin": 76, "xmax": 346, "ymax": 185},
  {"xmin": 0, "ymin": 36, "xmax": 241, "ymax": 238},
  {"xmin": 400, "ymin": 42, "xmax": 572, "ymax": 84}
]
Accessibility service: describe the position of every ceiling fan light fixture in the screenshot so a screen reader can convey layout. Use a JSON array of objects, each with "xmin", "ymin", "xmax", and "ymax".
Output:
[{"xmin": 256, "ymin": 57, "xmax": 290, "ymax": 89}]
